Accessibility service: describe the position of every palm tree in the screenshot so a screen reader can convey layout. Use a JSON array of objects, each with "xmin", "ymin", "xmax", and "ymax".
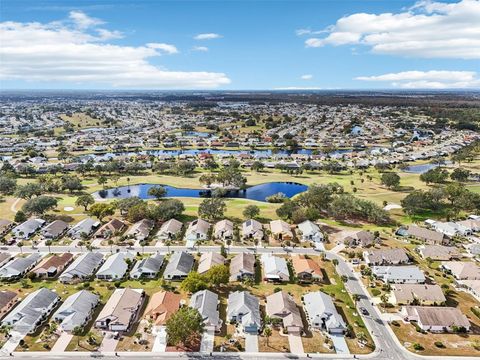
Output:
[
  {"xmin": 17, "ymin": 241, "xmax": 24, "ymax": 254},
  {"xmin": 357, "ymin": 331, "xmax": 367, "ymax": 344},
  {"xmin": 263, "ymin": 327, "xmax": 272, "ymax": 346},
  {"xmin": 165, "ymin": 240, "xmax": 171, "ymax": 254},
  {"xmin": 45, "ymin": 240, "xmax": 52, "ymax": 253},
  {"xmin": 352, "ymin": 293, "xmax": 360, "ymax": 306},
  {"xmin": 332, "ymin": 258, "xmax": 339, "ymax": 266},
  {"xmin": 72, "ymin": 326, "xmax": 83, "ymax": 346},
  {"xmin": 380, "ymin": 293, "xmax": 389, "ymax": 310},
  {"xmin": 108, "ymin": 239, "xmax": 114, "ymax": 253}
]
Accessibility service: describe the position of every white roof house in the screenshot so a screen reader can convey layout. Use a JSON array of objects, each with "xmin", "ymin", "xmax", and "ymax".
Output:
[
  {"xmin": 96, "ymin": 252, "xmax": 134, "ymax": 281},
  {"xmin": 0, "ymin": 253, "xmax": 42, "ymax": 280},
  {"xmin": 59, "ymin": 252, "xmax": 104, "ymax": 283},
  {"xmin": 130, "ymin": 253, "xmax": 164, "ymax": 279},
  {"xmin": 261, "ymin": 254, "xmax": 289, "ymax": 282},
  {"xmin": 197, "ymin": 252, "xmax": 225, "ymax": 274},
  {"xmin": 156, "ymin": 219, "xmax": 183, "ymax": 240},
  {"xmin": 214, "ymin": 219, "xmax": 234, "ymax": 241},
  {"xmin": 67, "ymin": 218, "xmax": 100, "ymax": 239},
  {"xmin": 303, "ymin": 291, "xmax": 346, "ymax": 334},
  {"xmin": 124, "ymin": 219, "xmax": 155, "ymax": 241},
  {"xmin": 185, "ymin": 219, "xmax": 211, "ymax": 242},
  {"xmin": 190, "ymin": 289, "xmax": 222, "ymax": 331},
  {"xmin": 12, "ymin": 219, "xmax": 45, "ymax": 239},
  {"xmin": 53, "ymin": 290, "xmax": 99, "ymax": 331},
  {"xmin": 227, "ymin": 291, "xmax": 261, "ymax": 334},
  {"xmin": 242, "ymin": 219, "xmax": 263, "ymax": 241},
  {"xmin": 297, "ymin": 220, "xmax": 323, "ymax": 243},
  {"xmin": 373, "ymin": 266, "xmax": 426, "ymax": 284}
]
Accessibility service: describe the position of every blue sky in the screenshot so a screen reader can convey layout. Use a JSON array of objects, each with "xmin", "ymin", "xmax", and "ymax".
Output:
[{"xmin": 1, "ymin": 0, "xmax": 479, "ymax": 89}]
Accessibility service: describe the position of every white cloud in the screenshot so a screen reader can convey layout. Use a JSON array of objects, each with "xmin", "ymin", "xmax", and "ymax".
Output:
[
  {"xmin": 0, "ymin": 14, "xmax": 230, "ymax": 88},
  {"xmin": 303, "ymin": 0, "xmax": 480, "ymax": 59},
  {"xmin": 355, "ymin": 70, "xmax": 480, "ymax": 88},
  {"xmin": 192, "ymin": 46, "xmax": 209, "ymax": 52},
  {"xmin": 194, "ymin": 33, "xmax": 222, "ymax": 40},
  {"xmin": 146, "ymin": 43, "xmax": 179, "ymax": 54},
  {"xmin": 69, "ymin": 10, "xmax": 103, "ymax": 29},
  {"xmin": 301, "ymin": 74, "xmax": 313, "ymax": 80}
]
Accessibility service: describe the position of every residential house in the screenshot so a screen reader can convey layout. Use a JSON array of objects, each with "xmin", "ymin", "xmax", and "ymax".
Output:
[
  {"xmin": 372, "ymin": 266, "xmax": 426, "ymax": 284},
  {"xmin": 0, "ymin": 290, "xmax": 18, "ymax": 319},
  {"xmin": 59, "ymin": 252, "xmax": 104, "ymax": 284},
  {"xmin": 144, "ymin": 291, "xmax": 182, "ymax": 326},
  {"xmin": 2, "ymin": 288, "xmax": 60, "ymax": 334},
  {"xmin": 390, "ymin": 284, "xmax": 446, "ymax": 305},
  {"xmin": 94, "ymin": 218, "xmax": 127, "ymax": 238},
  {"xmin": 0, "ymin": 253, "xmax": 42, "ymax": 280},
  {"xmin": 0, "ymin": 219, "xmax": 13, "ymax": 236},
  {"xmin": 227, "ymin": 291, "xmax": 261, "ymax": 334},
  {"xmin": 364, "ymin": 248, "xmax": 410, "ymax": 266},
  {"xmin": 0, "ymin": 252, "xmax": 12, "ymax": 268},
  {"xmin": 185, "ymin": 219, "xmax": 211, "ymax": 242},
  {"xmin": 441, "ymin": 261, "xmax": 480, "ymax": 280},
  {"xmin": 198, "ymin": 252, "xmax": 226, "ymax": 275},
  {"xmin": 229, "ymin": 253, "xmax": 255, "ymax": 282},
  {"xmin": 156, "ymin": 219, "xmax": 183, "ymax": 241},
  {"xmin": 32, "ymin": 253, "xmax": 74, "ymax": 278},
  {"xmin": 291, "ymin": 254, "xmax": 323, "ymax": 282},
  {"xmin": 41, "ymin": 220, "xmax": 69, "ymax": 239},
  {"xmin": 405, "ymin": 225, "xmax": 447, "ymax": 245},
  {"xmin": 261, "ymin": 254, "xmax": 289, "ymax": 282},
  {"xmin": 265, "ymin": 291, "xmax": 303, "ymax": 334},
  {"xmin": 190, "ymin": 289, "xmax": 222, "ymax": 332},
  {"xmin": 214, "ymin": 219, "xmax": 234, "ymax": 241},
  {"xmin": 458, "ymin": 280, "xmax": 480, "ymax": 301},
  {"xmin": 242, "ymin": 219, "xmax": 263, "ymax": 241},
  {"xmin": 456, "ymin": 219, "xmax": 480, "ymax": 233},
  {"xmin": 96, "ymin": 252, "xmax": 134, "ymax": 281},
  {"xmin": 53, "ymin": 290, "xmax": 99, "ymax": 331},
  {"xmin": 297, "ymin": 220, "xmax": 323, "ymax": 243},
  {"xmin": 269, "ymin": 220, "xmax": 293, "ymax": 241},
  {"xmin": 401, "ymin": 306, "xmax": 470, "ymax": 332},
  {"xmin": 12, "ymin": 218, "xmax": 45, "ymax": 239},
  {"xmin": 303, "ymin": 291, "xmax": 346, "ymax": 334},
  {"xmin": 431, "ymin": 221, "xmax": 471, "ymax": 237},
  {"xmin": 67, "ymin": 218, "xmax": 100, "ymax": 239},
  {"xmin": 417, "ymin": 245, "xmax": 461, "ymax": 261},
  {"xmin": 163, "ymin": 251, "xmax": 194, "ymax": 280},
  {"xmin": 344, "ymin": 230, "xmax": 375, "ymax": 247},
  {"xmin": 95, "ymin": 288, "xmax": 144, "ymax": 332},
  {"xmin": 125, "ymin": 219, "xmax": 155, "ymax": 242},
  {"xmin": 130, "ymin": 253, "xmax": 164, "ymax": 279}
]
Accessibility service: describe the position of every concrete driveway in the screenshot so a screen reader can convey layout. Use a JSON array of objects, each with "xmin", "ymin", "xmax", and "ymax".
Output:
[
  {"xmin": 287, "ymin": 333, "xmax": 304, "ymax": 354},
  {"xmin": 244, "ymin": 334, "xmax": 258, "ymax": 352},
  {"xmin": 99, "ymin": 332, "xmax": 119, "ymax": 352},
  {"xmin": 0, "ymin": 330, "xmax": 26, "ymax": 355},
  {"xmin": 200, "ymin": 327, "xmax": 215, "ymax": 353},
  {"xmin": 152, "ymin": 326, "xmax": 167, "ymax": 352},
  {"xmin": 330, "ymin": 333, "xmax": 350, "ymax": 354},
  {"xmin": 50, "ymin": 332, "xmax": 73, "ymax": 353}
]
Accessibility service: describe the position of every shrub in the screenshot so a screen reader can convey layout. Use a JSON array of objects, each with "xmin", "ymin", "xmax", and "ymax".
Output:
[
  {"xmin": 413, "ymin": 343, "xmax": 424, "ymax": 351},
  {"xmin": 434, "ymin": 341, "xmax": 445, "ymax": 348},
  {"xmin": 371, "ymin": 289, "xmax": 381, "ymax": 296},
  {"xmin": 471, "ymin": 307, "xmax": 480, "ymax": 319},
  {"xmin": 391, "ymin": 320, "xmax": 400, "ymax": 327}
]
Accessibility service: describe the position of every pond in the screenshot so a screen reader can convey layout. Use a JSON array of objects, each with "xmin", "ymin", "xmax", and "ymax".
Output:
[
  {"xmin": 93, "ymin": 182, "xmax": 308, "ymax": 202},
  {"xmin": 403, "ymin": 161, "xmax": 451, "ymax": 174}
]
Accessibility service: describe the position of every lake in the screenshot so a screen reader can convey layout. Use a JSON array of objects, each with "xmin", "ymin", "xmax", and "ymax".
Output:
[
  {"xmin": 93, "ymin": 182, "xmax": 308, "ymax": 202},
  {"xmin": 403, "ymin": 161, "xmax": 452, "ymax": 174}
]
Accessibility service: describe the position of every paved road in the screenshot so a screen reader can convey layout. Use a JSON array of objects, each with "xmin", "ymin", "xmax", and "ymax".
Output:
[{"xmin": 4, "ymin": 244, "xmax": 480, "ymax": 360}]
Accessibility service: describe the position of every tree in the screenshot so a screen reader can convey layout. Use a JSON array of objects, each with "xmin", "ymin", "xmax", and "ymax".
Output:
[
  {"xmin": 180, "ymin": 271, "xmax": 208, "ymax": 293},
  {"xmin": 14, "ymin": 210, "xmax": 27, "ymax": 223},
  {"xmin": 148, "ymin": 185, "xmax": 167, "ymax": 200},
  {"xmin": 166, "ymin": 307, "xmax": 205, "ymax": 350},
  {"xmin": 450, "ymin": 168, "xmax": 470, "ymax": 182},
  {"xmin": 61, "ymin": 175, "xmax": 83, "ymax": 193},
  {"xmin": 251, "ymin": 161, "xmax": 264, "ymax": 172},
  {"xmin": 45, "ymin": 239, "xmax": 52, "ymax": 253},
  {"xmin": 332, "ymin": 259, "xmax": 339, "ymax": 266},
  {"xmin": 88, "ymin": 203, "xmax": 115, "ymax": 221},
  {"xmin": 75, "ymin": 194, "xmax": 95, "ymax": 211},
  {"xmin": 381, "ymin": 172, "xmax": 400, "ymax": 190},
  {"xmin": 198, "ymin": 198, "xmax": 226, "ymax": 220},
  {"xmin": 150, "ymin": 199, "xmax": 185, "ymax": 222},
  {"xmin": 205, "ymin": 264, "xmax": 229, "ymax": 287},
  {"xmin": 420, "ymin": 167, "xmax": 449, "ymax": 185},
  {"xmin": 15, "ymin": 183, "xmax": 43, "ymax": 199},
  {"xmin": 401, "ymin": 190, "xmax": 431, "ymax": 217},
  {"xmin": 380, "ymin": 293, "xmax": 389, "ymax": 309},
  {"xmin": 114, "ymin": 196, "xmax": 143, "ymax": 215},
  {"xmin": 243, "ymin": 205, "xmax": 260, "ymax": 219},
  {"xmin": 72, "ymin": 326, "xmax": 84, "ymax": 346},
  {"xmin": 0, "ymin": 176, "xmax": 17, "ymax": 195},
  {"xmin": 174, "ymin": 161, "xmax": 196, "ymax": 176},
  {"xmin": 352, "ymin": 294, "xmax": 360, "ymax": 305},
  {"xmin": 263, "ymin": 327, "xmax": 272, "ymax": 345},
  {"xmin": 22, "ymin": 196, "xmax": 58, "ymax": 215},
  {"xmin": 98, "ymin": 176, "xmax": 108, "ymax": 188}
]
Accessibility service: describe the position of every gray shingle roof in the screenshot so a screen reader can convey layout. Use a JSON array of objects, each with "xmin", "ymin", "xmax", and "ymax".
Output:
[
  {"xmin": 53, "ymin": 290, "xmax": 99, "ymax": 331},
  {"xmin": 163, "ymin": 252, "xmax": 194, "ymax": 278},
  {"xmin": 60, "ymin": 252, "xmax": 104, "ymax": 282},
  {"xmin": 0, "ymin": 253, "xmax": 42, "ymax": 279},
  {"xmin": 130, "ymin": 253, "xmax": 164, "ymax": 278}
]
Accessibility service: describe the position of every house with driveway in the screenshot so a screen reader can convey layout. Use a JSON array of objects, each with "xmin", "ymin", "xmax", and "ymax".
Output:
[
  {"xmin": 0, "ymin": 290, "xmax": 18, "ymax": 320},
  {"xmin": 163, "ymin": 251, "xmax": 194, "ymax": 280},
  {"xmin": 96, "ymin": 252, "xmax": 134, "ymax": 281},
  {"xmin": 124, "ymin": 219, "xmax": 155, "ymax": 242},
  {"xmin": 198, "ymin": 252, "xmax": 225, "ymax": 274},
  {"xmin": 229, "ymin": 253, "xmax": 255, "ymax": 282},
  {"xmin": 144, "ymin": 290, "xmax": 182, "ymax": 326},
  {"xmin": 95, "ymin": 288, "xmax": 145, "ymax": 332},
  {"xmin": 32, "ymin": 253, "xmax": 73, "ymax": 279},
  {"xmin": 261, "ymin": 254, "xmax": 289, "ymax": 282},
  {"xmin": 59, "ymin": 252, "xmax": 104, "ymax": 284},
  {"xmin": 94, "ymin": 218, "xmax": 127, "ymax": 239},
  {"xmin": 214, "ymin": 219, "xmax": 234, "ymax": 242},
  {"xmin": 190, "ymin": 289, "xmax": 222, "ymax": 332},
  {"xmin": 372, "ymin": 266, "xmax": 426, "ymax": 284},
  {"xmin": 297, "ymin": 220, "xmax": 323, "ymax": 243},
  {"xmin": 227, "ymin": 291, "xmax": 261, "ymax": 334},
  {"xmin": 2, "ymin": 288, "xmax": 60, "ymax": 334},
  {"xmin": 390, "ymin": 284, "xmax": 446, "ymax": 306},
  {"xmin": 441, "ymin": 261, "xmax": 480, "ymax": 280},
  {"xmin": 41, "ymin": 220, "xmax": 69, "ymax": 240},
  {"xmin": 185, "ymin": 219, "xmax": 211, "ymax": 242},
  {"xmin": 53, "ymin": 290, "xmax": 99, "ymax": 332},
  {"xmin": 0, "ymin": 253, "xmax": 42, "ymax": 280},
  {"xmin": 265, "ymin": 291, "xmax": 303, "ymax": 334},
  {"xmin": 269, "ymin": 220, "xmax": 293, "ymax": 241},
  {"xmin": 363, "ymin": 248, "xmax": 410, "ymax": 266},
  {"xmin": 401, "ymin": 306, "xmax": 470, "ymax": 332},
  {"xmin": 242, "ymin": 219, "xmax": 264, "ymax": 242},
  {"xmin": 156, "ymin": 219, "xmax": 183, "ymax": 241},
  {"xmin": 11, "ymin": 218, "xmax": 45, "ymax": 239},
  {"xmin": 303, "ymin": 291, "xmax": 346, "ymax": 334},
  {"xmin": 67, "ymin": 218, "xmax": 100, "ymax": 239},
  {"xmin": 130, "ymin": 253, "xmax": 164, "ymax": 279},
  {"xmin": 291, "ymin": 254, "xmax": 323, "ymax": 283}
]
